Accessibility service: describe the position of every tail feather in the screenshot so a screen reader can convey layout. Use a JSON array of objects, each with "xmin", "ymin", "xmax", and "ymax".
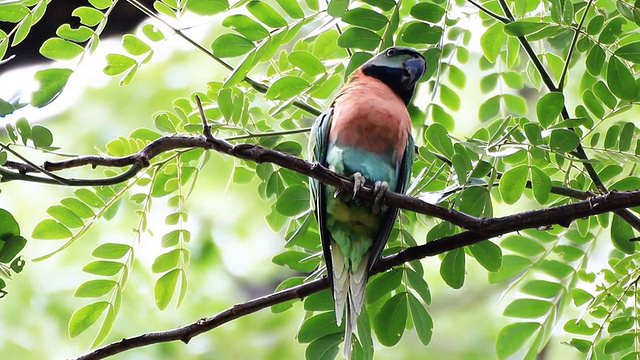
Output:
[{"xmin": 331, "ymin": 245, "xmax": 370, "ymax": 360}]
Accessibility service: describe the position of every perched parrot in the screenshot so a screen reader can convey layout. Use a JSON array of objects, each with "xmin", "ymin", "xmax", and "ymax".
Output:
[{"xmin": 309, "ymin": 47, "xmax": 426, "ymax": 358}]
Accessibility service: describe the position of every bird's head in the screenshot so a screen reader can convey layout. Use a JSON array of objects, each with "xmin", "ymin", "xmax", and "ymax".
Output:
[{"xmin": 360, "ymin": 47, "xmax": 426, "ymax": 105}]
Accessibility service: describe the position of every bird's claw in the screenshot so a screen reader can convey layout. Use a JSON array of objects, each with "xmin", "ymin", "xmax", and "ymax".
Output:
[
  {"xmin": 372, "ymin": 181, "xmax": 389, "ymax": 214},
  {"xmin": 351, "ymin": 172, "xmax": 366, "ymax": 200}
]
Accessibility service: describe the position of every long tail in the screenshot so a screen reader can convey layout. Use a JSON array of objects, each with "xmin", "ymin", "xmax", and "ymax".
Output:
[{"xmin": 331, "ymin": 246, "xmax": 369, "ymax": 360}]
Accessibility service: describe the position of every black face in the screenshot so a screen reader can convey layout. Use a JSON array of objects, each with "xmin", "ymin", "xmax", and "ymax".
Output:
[{"xmin": 361, "ymin": 47, "xmax": 426, "ymax": 105}]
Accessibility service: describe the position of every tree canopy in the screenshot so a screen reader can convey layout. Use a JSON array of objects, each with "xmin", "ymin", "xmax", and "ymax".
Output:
[{"xmin": 1, "ymin": 0, "xmax": 640, "ymax": 359}]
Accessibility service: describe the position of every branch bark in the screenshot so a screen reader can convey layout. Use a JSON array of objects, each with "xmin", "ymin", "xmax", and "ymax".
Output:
[{"xmin": 77, "ymin": 189, "xmax": 640, "ymax": 360}]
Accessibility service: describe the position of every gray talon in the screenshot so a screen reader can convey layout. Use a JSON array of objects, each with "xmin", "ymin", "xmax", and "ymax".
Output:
[
  {"xmin": 351, "ymin": 172, "xmax": 366, "ymax": 200},
  {"xmin": 372, "ymin": 181, "xmax": 389, "ymax": 214}
]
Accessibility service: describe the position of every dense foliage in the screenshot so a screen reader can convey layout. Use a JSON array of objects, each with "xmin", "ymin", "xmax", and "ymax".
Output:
[{"xmin": 1, "ymin": 0, "xmax": 640, "ymax": 359}]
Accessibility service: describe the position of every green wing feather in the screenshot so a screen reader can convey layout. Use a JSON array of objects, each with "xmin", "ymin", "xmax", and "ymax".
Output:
[{"xmin": 309, "ymin": 107, "xmax": 335, "ymax": 288}]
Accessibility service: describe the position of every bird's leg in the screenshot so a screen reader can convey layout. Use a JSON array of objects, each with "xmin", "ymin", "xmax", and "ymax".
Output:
[{"xmin": 371, "ymin": 181, "xmax": 389, "ymax": 214}]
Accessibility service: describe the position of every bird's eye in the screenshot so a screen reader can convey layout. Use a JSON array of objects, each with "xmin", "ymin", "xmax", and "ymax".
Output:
[{"xmin": 386, "ymin": 48, "xmax": 396, "ymax": 57}]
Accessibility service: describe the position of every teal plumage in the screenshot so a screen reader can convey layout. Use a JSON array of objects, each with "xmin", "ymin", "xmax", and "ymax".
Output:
[{"xmin": 309, "ymin": 47, "xmax": 426, "ymax": 359}]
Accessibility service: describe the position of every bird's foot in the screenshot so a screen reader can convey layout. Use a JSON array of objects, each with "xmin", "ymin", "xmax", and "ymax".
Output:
[
  {"xmin": 372, "ymin": 181, "xmax": 389, "ymax": 214},
  {"xmin": 351, "ymin": 172, "xmax": 366, "ymax": 200}
]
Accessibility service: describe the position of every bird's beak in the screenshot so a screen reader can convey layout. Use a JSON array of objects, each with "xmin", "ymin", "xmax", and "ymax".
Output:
[{"xmin": 403, "ymin": 56, "xmax": 426, "ymax": 89}]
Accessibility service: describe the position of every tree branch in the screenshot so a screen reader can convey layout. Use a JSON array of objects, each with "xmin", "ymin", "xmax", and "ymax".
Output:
[{"xmin": 76, "ymin": 188, "xmax": 640, "ymax": 360}]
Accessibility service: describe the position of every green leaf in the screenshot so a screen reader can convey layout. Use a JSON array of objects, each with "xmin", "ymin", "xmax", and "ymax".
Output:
[
  {"xmin": 611, "ymin": 215, "xmax": 635, "ymax": 254},
  {"xmin": 272, "ymin": 250, "xmax": 317, "ymax": 272},
  {"xmin": 481, "ymin": 23, "xmax": 505, "ymax": 63},
  {"xmin": 530, "ymin": 166, "xmax": 551, "ymax": 204},
  {"xmin": 152, "ymin": 249, "xmax": 181, "ymax": 273},
  {"xmin": 337, "ymin": 27, "xmax": 381, "ymax": 51},
  {"xmin": 361, "ymin": 0, "xmax": 395, "ymax": 11},
  {"xmin": 266, "ymin": 76, "xmax": 309, "ymax": 101},
  {"xmin": 104, "ymin": 54, "xmax": 136, "ymax": 75},
  {"xmin": 488, "ymin": 255, "xmax": 531, "ymax": 283},
  {"xmin": 92, "ymin": 243, "xmax": 131, "ymax": 259},
  {"xmin": 40, "ymin": 37, "xmax": 84, "ymax": 60},
  {"xmin": 410, "ymin": 3, "xmax": 445, "ymax": 23},
  {"xmin": 495, "ymin": 322, "xmax": 540, "ymax": 358},
  {"xmin": 32, "ymin": 219, "xmax": 72, "ymax": 239},
  {"xmin": 499, "ymin": 165, "xmax": 528, "ymax": 204},
  {"xmin": 327, "ymin": 0, "xmax": 348, "ymax": 16},
  {"xmin": 343, "ymin": 8, "xmax": 388, "ymax": 31},
  {"xmin": 521, "ymin": 280, "xmax": 564, "ymax": 298},
  {"xmin": 31, "ymin": 68, "xmax": 73, "ymax": 107},
  {"xmin": 549, "ymin": 129, "xmax": 580, "ymax": 153},
  {"xmin": 0, "ymin": 208, "xmax": 20, "ymax": 238},
  {"xmin": 142, "ymin": 24, "xmax": 164, "ymax": 42},
  {"xmin": 275, "ymin": 185, "xmax": 310, "ymax": 216},
  {"xmin": 82, "ymin": 261, "xmax": 125, "ymax": 276},
  {"xmin": 247, "ymin": 1, "xmax": 288, "ymax": 28},
  {"xmin": 469, "ymin": 241, "xmax": 502, "ymax": 272},
  {"xmin": 74, "ymin": 188, "xmax": 105, "ymax": 208},
  {"xmin": 539, "ymin": 259, "xmax": 574, "ymax": 278},
  {"xmin": 586, "ymin": 44, "xmax": 605, "ymax": 76},
  {"xmin": 72, "ymin": 6, "xmax": 104, "ymax": 26},
  {"xmin": 74, "ymin": 279, "xmax": 117, "ymax": 298},
  {"xmin": 61, "ymin": 198, "xmax": 95, "ymax": 219},
  {"xmin": 504, "ymin": 21, "xmax": 548, "ymax": 36},
  {"xmin": 536, "ymin": 92, "xmax": 564, "ymax": 127},
  {"xmin": 154, "ymin": 268, "xmax": 180, "ymax": 310},
  {"xmin": 298, "ymin": 312, "xmax": 341, "ymax": 343},
  {"xmin": 440, "ymin": 248, "xmax": 465, "ymax": 289},
  {"xmin": 31, "ymin": 124, "xmax": 54, "ymax": 148},
  {"xmin": 0, "ymin": 4, "xmax": 29, "ymax": 22},
  {"xmin": 615, "ymin": 42, "xmax": 640, "ymax": 64},
  {"xmin": 186, "ymin": 0, "xmax": 228, "ymax": 15},
  {"xmin": 440, "ymin": 84, "xmax": 460, "ymax": 111},
  {"xmin": 211, "ymin": 34, "xmax": 254, "ymax": 58},
  {"xmin": 401, "ymin": 22, "xmax": 442, "ymax": 44},
  {"xmin": 374, "ymin": 292, "xmax": 408, "ymax": 346},
  {"xmin": 619, "ymin": 122, "xmax": 635, "ymax": 151},
  {"xmin": 598, "ymin": 17, "xmax": 626, "ymax": 45},
  {"xmin": 161, "ymin": 229, "xmax": 189, "ymax": 247},
  {"xmin": 288, "ymin": 51, "xmax": 325, "ymax": 76},
  {"xmin": 407, "ymin": 293, "xmax": 433, "ymax": 346},
  {"xmin": 306, "ymin": 333, "xmax": 342, "ymax": 360},
  {"xmin": 607, "ymin": 56, "xmax": 638, "ymax": 100},
  {"xmin": 222, "ymin": 14, "xmax": 269, "ymax": 41},
  {"xmin": 366, "ymin": 268, "xmax": 403, "ymax": 304},
  {"xmin": 503, "ymin": 94, "xmax": 527, "ymax": 115},
  {"xmin": 604, "ymin": 333, "xmax": 634, "ymax": 354},
  {"xmin": 122, "ymin": 34, "xmax": 151, "ymax": 56},
  {"xmin": 46, "ymin": 205, "xmax": 84, "ymax": 228},
  {"xmin": 89, "ymin": 0, "xmax": 113, "ymax": 10},
  {"xmin": 503, "ymin": 298, "xmax": 552, "ymax": 318},
  {"xmin": 424, "ymin": 123, "xmax": 454, "ymax": 158},
  {"xmin": 68, "ymin": 301, "xmax": 109, "ymax": 338},
  {"xmin": 0, "ymin": 236, "xmax": 26, "ymax": 263},
  {"xmin": 405, "ymin": 269, "xmax": 431, "ymax": 305},
  {"xmin": 501, "ymin": 235, "xmax": 545, "ymax": 257},
  {"xmin": 479, "ymin": 95, "xmax": 500, "ymax": 121},
  {"xmin": 593, "ymin": 80, "xmax": 617, "ymax": 109},
  {"xmin": 304, "ymin": 289, "xmax": 334, "ymax": 311},
  {"xmin": 276, "ymin": 0, "xmax": 304, "ymax": 18}
]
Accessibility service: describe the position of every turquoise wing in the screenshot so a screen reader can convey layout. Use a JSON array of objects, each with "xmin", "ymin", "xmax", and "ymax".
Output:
[{"xmin": 308, "ymin": 108, "xmax": 336, "ymax": 285}]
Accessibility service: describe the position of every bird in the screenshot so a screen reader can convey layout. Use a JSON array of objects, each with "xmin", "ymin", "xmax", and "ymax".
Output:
[{"xmin": 309, "ymin": 46, "xmax": 426, "ymax": 359}]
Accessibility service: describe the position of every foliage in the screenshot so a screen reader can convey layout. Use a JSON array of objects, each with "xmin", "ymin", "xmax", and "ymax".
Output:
[{"xmin": 1, "ymin": 0, "xmax": 640, "ymax": 359}]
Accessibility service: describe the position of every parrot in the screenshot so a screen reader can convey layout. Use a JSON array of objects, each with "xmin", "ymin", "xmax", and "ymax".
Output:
[{"xmin": 309, "ymin": 46, "xmax": 426, "ymax": 359}]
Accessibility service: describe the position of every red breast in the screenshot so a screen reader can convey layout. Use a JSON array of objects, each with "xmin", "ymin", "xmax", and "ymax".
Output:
[{"xmin": 329, "ymin": 69, "xmax": 412, "ymax": 163}]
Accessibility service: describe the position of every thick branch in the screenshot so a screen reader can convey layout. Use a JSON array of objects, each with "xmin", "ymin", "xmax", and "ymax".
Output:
[{"xmin": 77, "ymin": 189, "xmax": 640, "ymax": 360}]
